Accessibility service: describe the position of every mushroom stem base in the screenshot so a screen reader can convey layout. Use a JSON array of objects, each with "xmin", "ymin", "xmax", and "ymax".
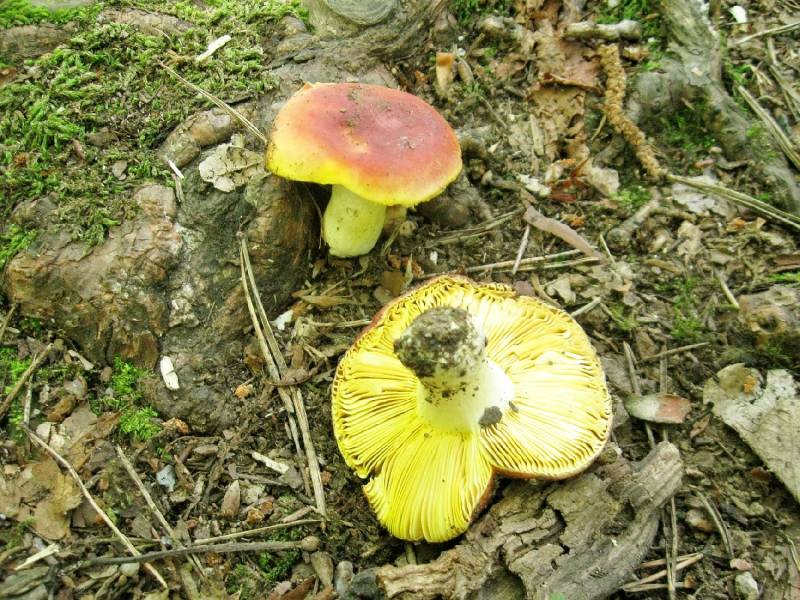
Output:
[{"xmin": 322, "ymin": 185, "xmax": 386, "ymax": 257}]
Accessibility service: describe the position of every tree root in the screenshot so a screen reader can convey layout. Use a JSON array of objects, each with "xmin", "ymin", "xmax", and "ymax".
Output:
[{"xmin": 378, "ymin": 442, "xmax": 683, "ymax": 600}]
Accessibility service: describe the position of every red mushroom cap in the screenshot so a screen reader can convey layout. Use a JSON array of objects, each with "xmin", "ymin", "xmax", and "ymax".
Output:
[{"xmin": 266, "ymin": 82, "xmax": 462, "ymax": 207}]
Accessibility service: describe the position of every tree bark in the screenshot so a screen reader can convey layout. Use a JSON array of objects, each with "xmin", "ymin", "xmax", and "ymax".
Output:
[{"xmin": 379, "ymin": 442, "xmax": 683, "ymax": 600}]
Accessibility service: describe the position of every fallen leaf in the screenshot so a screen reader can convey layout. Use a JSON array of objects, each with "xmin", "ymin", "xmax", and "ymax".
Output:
[
  {"xmin": 198, "ymin": 134, "xmax": 264, "ymax": 192},
  {"xmin": 624, "ymin": 392, "xmax": 692, "ymax": 424},
  {"xmin": 704, "ymin": 364, "xmax": 800, "ymax": 503}
]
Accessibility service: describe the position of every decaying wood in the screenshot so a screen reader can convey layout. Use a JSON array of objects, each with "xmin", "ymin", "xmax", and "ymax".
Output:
[
  {"xmin": 379, "ymin": 442, "xmax": 682, "ymax": 600},
  {"xmin": 628, "ymin": 0, "xmax": 800, "ymax": 213}
]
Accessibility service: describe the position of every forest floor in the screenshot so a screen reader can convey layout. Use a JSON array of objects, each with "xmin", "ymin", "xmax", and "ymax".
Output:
[{"xmin": 1, "ymin": 0, "xmax": 799, "ymax": 599}]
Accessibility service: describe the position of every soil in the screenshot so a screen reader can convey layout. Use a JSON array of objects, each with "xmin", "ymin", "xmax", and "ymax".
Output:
[{"xmin": 1, "ymin": 1, "xmax": 799, "ymax": 599}]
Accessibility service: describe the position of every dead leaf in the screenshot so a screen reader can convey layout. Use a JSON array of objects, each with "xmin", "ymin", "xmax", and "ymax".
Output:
[
  {"xmin": 624, "ymin": 393, "xmax": 692, "ymax": 424},
  {"xmin": 705, "ymin": 364, "xmax": 800, "ymax": 503},
  {"xmin": 198, "ymin": 134, "xmax": 264, "ymax": 192}
]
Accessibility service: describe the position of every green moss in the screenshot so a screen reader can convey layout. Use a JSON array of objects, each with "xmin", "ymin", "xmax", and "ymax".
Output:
[
  {"xmin": 93, "ymin": 357, "xmax": 161, "ymax": 441},
  {"xmin": 596, "ymin": 0, "xmax": 663, "ymax": 40},
  {"xmin": 670, "ymin": 277, "xmax": 708, "ymax": 342},
  {"xmin": 0, "ymin": 225, "xmax": 37, "ymax": 270},
  {"xmin": 450, "ymin": 0, "xmax": 513, "ymax": 24},
  {"xmin": 607, "ymin": 303, "xmax": 638, "ymax": 332},
  {"xmin": 0, "ymin": 0, "xmax": 100, "ymax": 29},
  {"xmin": 614, "ymin": 185, "xmax": 649, "ymax": 214},
  {"xmin": 660, "ymin": 101, "xmax": 716, "ymax": 162},
  {"xmin": 259, "ymin": 547, "xmax": 301, "ymax": 584},
  {"xmin": 767, "ymin": 271, "xmax": 800, "ymax": 285},
  {"xmin": 1, "ymin": 2, "xmax": 286, "ymax": 241}
]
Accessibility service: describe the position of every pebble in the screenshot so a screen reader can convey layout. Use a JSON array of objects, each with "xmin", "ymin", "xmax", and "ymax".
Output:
[
  {"xmin": 685, "ymin": 508, "xmax": 714, "ymax": 533},
  {"xmin": 350, "ymin": 567, "xmax": 381, "ymax": 599},
  {"xmin": 734, "ymin": 571, "xmax": 759, "ymax": 600},
  {"xmin": 335, "ymin": 560, "xmax": 354, "ymax": 598},
  {"xmin": 311, "ymin": 551, "xmax": 334, "ymax": 588}
]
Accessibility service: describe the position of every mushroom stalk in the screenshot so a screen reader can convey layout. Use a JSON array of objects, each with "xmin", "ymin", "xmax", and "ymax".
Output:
[
  {"xmin": 322, "ymin": 185, "xmax": 386, "ymax": 257},
  {"xmin": 394, "ymin": 307, "xmax": 514, "ymax": 433}
]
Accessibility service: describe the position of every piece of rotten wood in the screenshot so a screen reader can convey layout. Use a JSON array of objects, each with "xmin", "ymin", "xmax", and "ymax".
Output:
[{"xmin": 379, "ymin": 442, "xmax": 682, "ymax": 600}]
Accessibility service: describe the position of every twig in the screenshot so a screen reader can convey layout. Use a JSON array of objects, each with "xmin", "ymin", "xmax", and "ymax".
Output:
[
  {"xmin": 768, "ymin": 64, "xmax": 800, "ymax": 122},
  {"xmin": 0, "ymin": 343, "xmax": 52, "ymax": 421},
  {"xmin": 84, "ymin": 537, "xmax": 320, "ymax": 566},
  {"xmin": 424, "ymin": 209, "xmax": 523, "ymax": 247},
  {"xmin": 239, "ymin": 237, "xmax": 327, "ymax": 517},
  {"xmin": 115, "ymin": 445, "xmax": 204, "ymax": 576},
  {"xmin": 667, "ymin": 174, "xmax": 800, "ymax": 231},
  {"xmin": 419, "ymin": 249, "xmax": 583, "ymax": 278},
  {"xmin": 563, "ymin": 19, "xmax": 642, "ymax": 41},
  {"xmin": 14, "ymin": 543, "xmax": 60, "ymax": 571},
  {"xmin": 736, "ymin": 85, "xmax": 800, "ymax": 170},
  {"xmin": 640, "ymin": 342, "xmax": 709, "ymax": 363},
  {"xmin": 623, "ymin": 341, "xmax": 655, "ymax": 448},
  {"xmin": 0, "ymin": 303, "xmax": 16, "ymax": 343},
  {"xmin": 159, "ymin": 61, "xmax": 266, "ymax": 145},
  {"xmin": 716, "ymin": 271, "xmax": 740, "ymax": 309},
  {"xmin": 606, "ymin": 191, "xmax": 661, "ymax": 250},
  {"xmin": 570, "ymin": 297, "xmax": 602, "ymax": 317},
  {"xmin": 306, "ymin": 319, "xmax": 371, "ymax": 329},
  {"xmin": 734, "ymin": 21, "xmax": 800, "ymax": 45},
  {"xmin": 512, "ymin": 224, "xmax": 531, "ymax": 275},
  {"xmin": 22, "ymin": 425, "xmax": 168, "ymax": 589},
  {"xmin": 624, "ymin": 553, "xmax": 703, "ymax": 589},
  {"xmin": 695, "ymin": 490, "xmax": 734, "ymax": 559},
  {"xmin": 194, "ymin": 519, "xmax": 322, "ymax": 545}
]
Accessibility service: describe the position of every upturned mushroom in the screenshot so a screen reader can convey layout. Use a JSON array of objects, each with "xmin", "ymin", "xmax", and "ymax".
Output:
[
  {"xmin": 332, "ymin": 276, "xmax": 612, "ymax": 542},
  {"xmin": 266, "ymin": 82, "xmax": 462, "ymax": 257}
]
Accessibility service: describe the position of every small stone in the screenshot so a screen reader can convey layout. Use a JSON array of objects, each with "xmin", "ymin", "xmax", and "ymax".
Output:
[
  {"xmin": 734, "ymin": 571, "xmax": 759, "ymax": 600},
  {"xmin": 350, "ymin": 567, "xmax": 381, "ymax": 599},
  {"xmin": 335, "ymin": 561, "xmax": 354, "ymax": 598},
  {"xmin": 685, "ymin": 508, "xmax": 714, "ymax": 533},
  {"xmin": 310, "ymin": 551, "xmax": 334, "ymax": 588},
  {"xmin": 156, "ymin": 465, "xmax": 177, "ymax": 492},
  {"xmin": 120, "ymin": 562, "xmax": 140, "ymax": 577},
  {"xmin": 219, "ymin": 480, "xmax": 241, "ymax": 520}
]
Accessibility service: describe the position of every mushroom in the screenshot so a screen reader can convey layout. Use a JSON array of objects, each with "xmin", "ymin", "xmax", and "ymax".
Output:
[
  {"xmin": 266, "ymin": 82, "xmax": 462, "ymax": 257},
  {"xmin": 332, "ymin": 276, "xmax": 612, "ymax": 542}
]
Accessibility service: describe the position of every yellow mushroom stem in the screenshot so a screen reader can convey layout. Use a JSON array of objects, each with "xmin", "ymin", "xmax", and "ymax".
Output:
[
  {"xmin": 322, "ymin": 185, "xmax": 387, "ymax": 257},
  {"xmin": 393, "ymin": 307, "xmax": 514, "ymax": 433}
]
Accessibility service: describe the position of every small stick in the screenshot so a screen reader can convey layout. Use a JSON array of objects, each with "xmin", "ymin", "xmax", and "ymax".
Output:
[
  {"xmin": 641, "ymin": 342, "xmax": 709, "ymax": 363},
  {"xmin": 696, "ymin": 491, "xmax": 734, "ymax": 559},
  {"xmin": 627, "ymin": 552, "xmax": 703, "ymax": 587},
  {"xmin": 734, "ymin": 21, "xmax": 800, "ymax": 45},
  {"xmin": 736, "ymin": 85, "xmax": 800, "ymax": 170},
  {"xmin": 307, "ymin": 319, "xmax": 371, "ymax": 329},
  {"xmin": 0, "ymin": 343, "xmax": 52, "ymax": 421},
  {"xmin": 0, "ymin": 303, "xmax": 16, "ymax": 343},
  {"xmin": 563, "ymin": 19, "xmax": 642, "ymax": 41},
  {"xmin": 420, "ymin": 249, "xmax": 582, "ymax": 278},
  {"xmin": 606, "ymin": 192, "xmax": 660, "ymax": 250},
  {"xmin": 194, "ymin": 519, "xmax": 321, "ymax": 545},
  {"xmin": 240, "ymin": 238, "xmax": 327, "ymax": 517},
  {"xmin": 623, "ymin": 341, "xmax": 655, "ymax": 448},
  {"xmin": 512, "ymin": 224, "xmax": 531, "ymax": 275},
  {"xmin": 571, "ymin": 297, "xmax": 602, "ymax": 318},
  {"xmin": 716, "ymin": 271, "xmax": 740, "ymax": 309},
  {"xmin": 667, "ymin": 174, "xmax": 800, "ymax": 231},
  {"xmin": 22, "ymin": 425, "xmax": 168, "ymax": 589},
  {"xmin": 115, "ymin": 445, "xmax": 204, "ymax": 576},
  {"xmin": 639, "ymin": 552, "xmax": 703, "ymax": 569},
  {"xmin": 159, "ymin": 61, "xmax": 266, "ymax": 146},
  {"xmin": 84, "ymin": 536, "xmax": 320, "ymax": 566}
]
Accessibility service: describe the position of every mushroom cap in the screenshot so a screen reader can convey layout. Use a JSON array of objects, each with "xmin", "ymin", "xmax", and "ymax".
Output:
[
  {"xmin": 331, "ymin": 276, "xmax": 612, "ymax": 542},
  {"xmin": 266, "ymin": 82, "xmax": 462, "ymax": 207}
]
